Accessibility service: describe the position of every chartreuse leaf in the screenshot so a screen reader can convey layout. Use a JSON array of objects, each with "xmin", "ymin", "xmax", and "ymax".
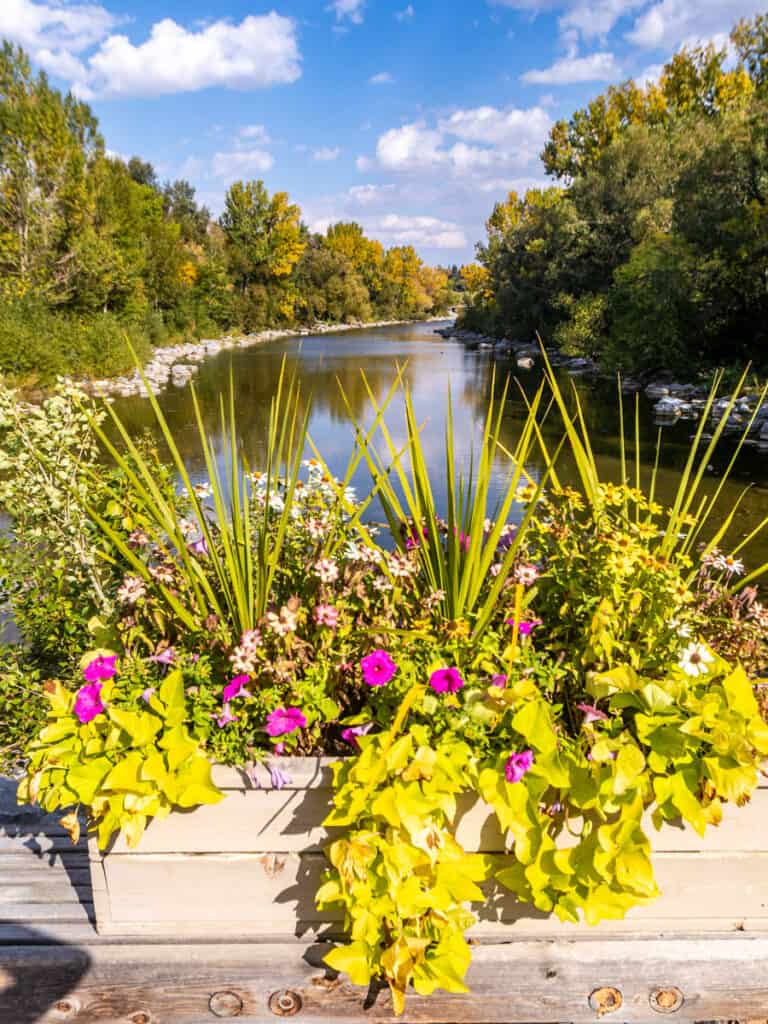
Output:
[
  {"xmin": 108, "ymin": 708, "xmax": 162, "ymax": 748},
  {"xmin": 511, "ymin": 700, "xmax": 557, "ymax": 753},
  {"xmin": 722, "ymin": 666, "xmax": 759, "ymax": 718},
  {"xmin": 67, "ymin": 758, "xmax": 112, "ymax": 804},
  {"xmin": 613, "ymin": 744, "xmax": 646, "ymax": 795},
  {"xmin": 175, "ymin": 755, "xmax": 223, "ymax": 808},
  {"xmin": 324, "ymin": 941, "xmax": 374, "ymax": 987}
]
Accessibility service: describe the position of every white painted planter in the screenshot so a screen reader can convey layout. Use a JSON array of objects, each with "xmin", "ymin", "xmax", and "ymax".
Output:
[{"xmin": 88, "ymin": 757, "xmax": 768, "ymax": 938}]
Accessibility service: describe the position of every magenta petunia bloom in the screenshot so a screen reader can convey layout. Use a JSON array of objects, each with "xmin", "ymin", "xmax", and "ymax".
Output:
[
  {"xmin": 491, "ymin": 673, "xmax": 508, "ymax": 688},
  {"xmin": 506, "ymin": 618, "xmax": 541, "ymax": 636},
  {"xmin": 361, "ymin": 650, "xmax": 397, "ymax": 687},
  {"xmin": 577, "ymin": 702, "xmax": 610, "ymax": 723},
  {"xmin": 266, "ymin": 707, "xmax": 307, "ymax": 737},
  {"xmin": 429, "ymin": 667, "xmax": 465, "ymax": 694},
  {"xmin": 82, "ymin": 654, "xmax": 117, "ymax": 683},
  {"xmin": 341, "ymin": 722, "xmax": 373, "ymax": 746},
  {"xmin": 223, "ymin": 674, "xmax": 250, "ymax": 702},
  {"xmin": 141, "ymin": 687, "xmax": 156, "ymax": 703},
  {"xmin": 505, "ymin": 750, "xmax": 534, "ymax": 784},
  {"xmin": 74, "ymin": 682, "xmax": 105, "ymax": 724}
]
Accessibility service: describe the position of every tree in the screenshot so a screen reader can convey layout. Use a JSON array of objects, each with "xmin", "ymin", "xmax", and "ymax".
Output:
[
  {"xmin": 127, "ymin": 156, "xmax": 158, "ymax": 190},
  {"xmin": 163, "ymin": 179, "xmax": 210, "ymax": 244},
  {"xmin": 220, "ymin": 180, "xmax": 305, "ymax": 292}
]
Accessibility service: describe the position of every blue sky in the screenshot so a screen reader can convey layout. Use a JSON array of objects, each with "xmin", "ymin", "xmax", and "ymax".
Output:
[{"xmin": 3, "ymin": 0, "xmax": 766, "ymax": 264}]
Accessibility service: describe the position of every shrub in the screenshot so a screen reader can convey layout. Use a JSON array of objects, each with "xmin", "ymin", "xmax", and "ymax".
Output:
[{"xmin": 0, "ymin": 298, "xmax": 152, "ymax": 385}]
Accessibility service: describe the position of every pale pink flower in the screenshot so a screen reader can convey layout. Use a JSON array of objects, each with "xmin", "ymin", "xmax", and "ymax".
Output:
[
  {"xmin": 314, "ymin": 604, "xmax": 339, "ymax": 628},
  {"xmin": 314, "ymin": 558, "xmax": 339, "ymax": 584},
  {"xmin": 514, "ymin": 564, "xmax": 540, "ymax": 586}
]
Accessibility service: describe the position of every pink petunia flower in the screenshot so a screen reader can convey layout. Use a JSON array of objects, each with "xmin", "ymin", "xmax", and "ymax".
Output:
[
  {"xmin": 74, "ymin": 682, "xmax": 105, "ymax": 724},
  {"xmin": 506, "ymin": 618, "xmax": 541, "ymax": 636},
  {"xmin": 266, "ymin": 707, "xmax": 307, "ymax": 737},
  {"xmin": 341, "ymin": 722, "xmax": 373, "ymax": 747},
  {"xmin": 141, "ymin": 687, "xmax": 156, "ymax": 703},
  {"xmin": 491, "ymin": 673, "xmax": 508, "ymax": 688},
  {"xmin": 429, "ymin": 667, "xmax": 465, "ymax": 694},
  {"xmin": 577, "ymin": 702, "xmax": 610, "ymax": 723},
  {"xmin": 505, "ymin": 749, "xmax": 534, "ymax": 783},
  {"xmin": 83, "ymin": 654, "xmax": 117, "ymax": 683},
  {"xmin": 360, "ymin": 650, "xmax": 397, "ymax": 687},
  {"xmin": 223, "ymin": 675, "xmax": 250, "ymax": 702},
  {"xmin": 212, "ymin": 702, "xmax": 238, "ymax": 728},
  {"xmin": 149, "ymin": 647, "xmax": 176, "ymax": 665}
]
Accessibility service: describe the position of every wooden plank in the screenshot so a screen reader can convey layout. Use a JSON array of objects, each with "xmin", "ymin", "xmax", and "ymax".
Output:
[
  {"xmin": 92, "ymin": 849, "xmax": 768, "ymax": 938},
  {"xmin": 0, "ymin": 901, "xmax": 93, "ymax": 922},
  {"xmin": 0, "ymin": 832, "xmax": 87, "ymax": 854},
  {"xmin": 0, "ymin": 881, "xmax": 92, "ymax": 903},
  {"xmin": 3, "ymin": 936, "xmax": 768, "ymax": 1023},
  {"xmin": 99, "ymin": 786, "xmax": 768, "ymax": 856},
  {"xmin": 211, "ymin": 757, "xmax": 335, "ymax": 790},
  {"xmin": 0, "ymin": 853, "xmax": 89, "ymax": 873}
]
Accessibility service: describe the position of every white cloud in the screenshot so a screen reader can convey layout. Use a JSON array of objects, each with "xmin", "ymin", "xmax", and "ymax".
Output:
[
  {"xmin": 395, "ymin": 4, "xmax": 415, "ymax": 20},
  {"xmin": 369, "ymin": 71, "xmax": 395, "ymax": 84},
  {"xmin": 348, "ymin": 183, "xmax": 397, "ymax": 204},
  {"xmin": 521, "ymin": 51, "xmax": 622, "ymax": 84},
  {"xmin": 373, "ymin": 214, "xmax": 467, "ymax": 249},
  {"xmin": 313, "ymin": 146, "xmax": 341, "ymax": 161},
  {"xmin": 239, "ymin": 124, "xmax": 271, "ymax": 144},
  {"xmin": 74, "ymin": 14, "xmax": 301, "ymax": 98},
  {"xmin": 0, "ymin": 0, "xmax": 116, "ymax": 79},
  {"xmin": 211, "ymin": 148, "xmax": 274, "ymax": 182},
  {"xmin": 559, "ymin": 0, "xmax": 647, "ymax": 41},
  {"xmin": 626, "ymin": 0, "xmax": 765, "ymax": 50},
  {"xmin": 327, "ymin": 0, "xmax": 365, "ymax": 25},
  {"xmin": 356, "ymin": 155, "xmax": 374, "ymax": 172},
  {"xmin": 439, "ymin": 105, "xmax": 552, "ymax": 148},
  {"xmin": 374, "ymin": 106, "xmax": 552, "ymax": 176},
  {"xmin": 377, "ymin": 123, "xmax": 449, "ymax": 171}
]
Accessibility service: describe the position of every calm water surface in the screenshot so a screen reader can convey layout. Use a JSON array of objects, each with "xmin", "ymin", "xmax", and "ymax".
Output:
[{"xmin": 111, "ymin": 320, "xmax": 768, "ymax": 570}]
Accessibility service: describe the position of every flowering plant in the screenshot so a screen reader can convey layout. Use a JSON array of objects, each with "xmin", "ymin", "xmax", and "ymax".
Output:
[{"xmin": 14, "ymin": 362, "xmax": 768, "ymax": 1014}]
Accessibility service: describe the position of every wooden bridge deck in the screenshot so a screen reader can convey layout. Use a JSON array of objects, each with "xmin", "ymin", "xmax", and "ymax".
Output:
[{"xmin": 2, "ymin": 795, "xmax": 768, "ymax": 1023}]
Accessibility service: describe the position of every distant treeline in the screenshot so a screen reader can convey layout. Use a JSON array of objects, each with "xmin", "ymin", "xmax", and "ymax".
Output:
[
  {"xmin": 460, "ymin": 14, "xmax": 768, "ymax": 376},
  {"xmin": 0, "ymin": 42, "xmax": 458, "ymax": 385}
]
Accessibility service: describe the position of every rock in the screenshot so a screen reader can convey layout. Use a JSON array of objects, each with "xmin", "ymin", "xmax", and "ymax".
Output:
[
  {"xmin": 654, "ymin": 396, "xmax": 685, "ymax": 418},
  {"xmin": 565, "ymin": 357, "xmax": 596, "ymax": 375},
  {"xmin": 516, "ymin": 356, "xmax": 535, "ymax": 369},
  {"xmin": 645, "ymin": 384, "xmax": 670, "ymax": 399}
]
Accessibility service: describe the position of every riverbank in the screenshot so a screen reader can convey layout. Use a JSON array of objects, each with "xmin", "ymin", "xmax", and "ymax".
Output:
[
  {"xmin": 437, "ymin": 325, "xmax": 768, "ymax": 455},
  {"xmin": 75, "ymin": 317, "xmax": 454, "ymax": 400}
]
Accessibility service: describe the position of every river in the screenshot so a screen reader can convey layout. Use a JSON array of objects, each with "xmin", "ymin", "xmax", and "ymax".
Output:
[{"xmin": 109, "ymin": 319, "xmax": 768, "ymax": 572}]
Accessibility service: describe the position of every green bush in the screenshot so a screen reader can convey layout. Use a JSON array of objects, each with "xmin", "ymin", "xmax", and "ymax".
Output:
[
  {"xmin": 0, "ymin": 298, "xmax": 152, "ymax": 385},
  {"xmin": 0, "ymin": 651, "xmax": 46, "ymax": 773}
]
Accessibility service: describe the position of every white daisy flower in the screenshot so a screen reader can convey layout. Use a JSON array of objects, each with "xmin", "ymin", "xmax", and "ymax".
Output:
[
  {"xmin": 713, "ymin": 554, "xmax": 745, "ymax": 576},
  {"xmin": 678, "ymin": 642, "xmax": 714, "ymax": 677}
]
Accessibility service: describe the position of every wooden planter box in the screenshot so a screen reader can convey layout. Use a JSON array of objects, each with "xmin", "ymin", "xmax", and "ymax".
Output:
[{"xmin": 88, "ymin": 757, "xmax": 768, "ymax": 938}]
